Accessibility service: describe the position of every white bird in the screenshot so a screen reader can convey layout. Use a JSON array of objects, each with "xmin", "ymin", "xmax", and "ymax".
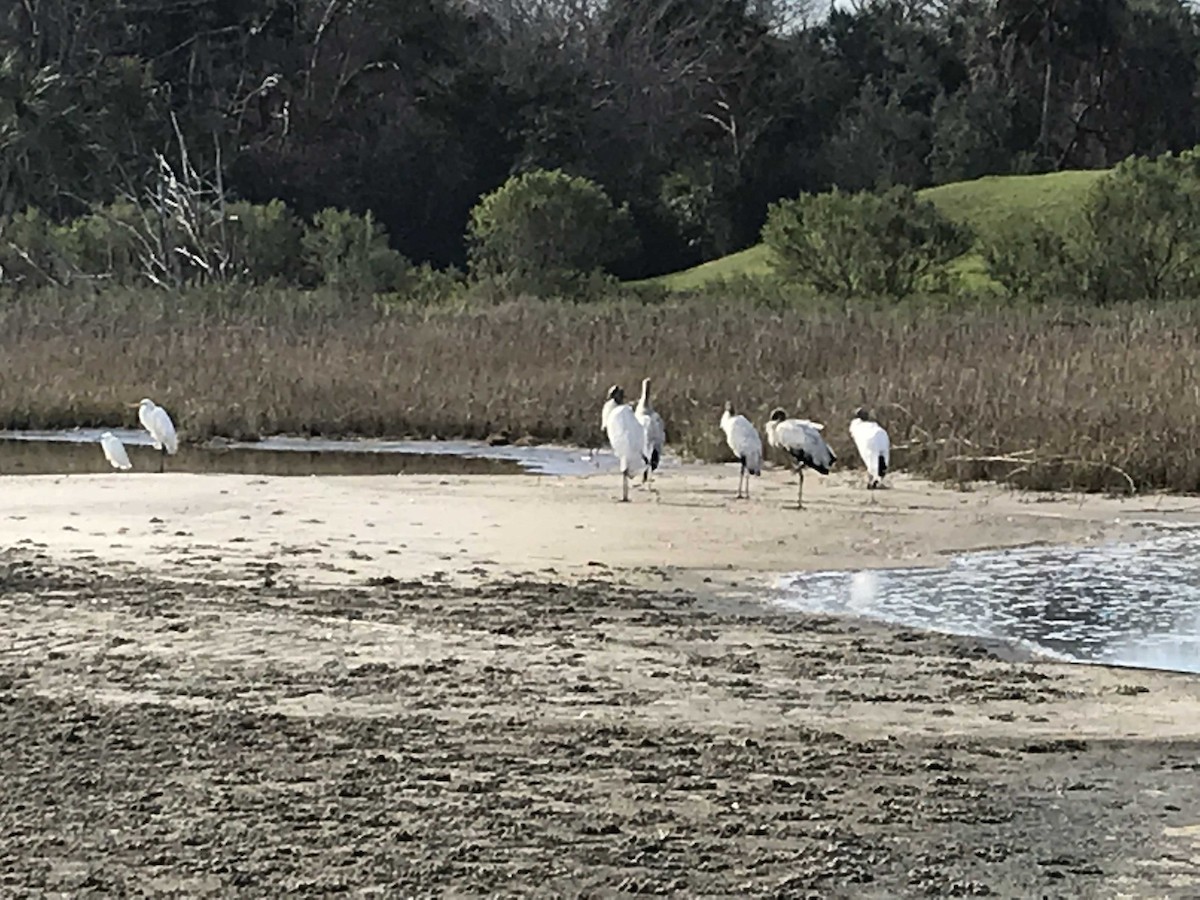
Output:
[
  {"xmin": 766, "ymin": 407, "xmax": 836, "ymax": 509},
  {"xmin": 634, "ymin": 377, "xmax": 666, "ymax": 487},
  {"xmin": 99, "ymin": 432, "xmax": 132, "ymax": 470},
  {"xmin": 131, "ymin": 398, "xmax": 178, "ymax": 471},
  {"xmin": 850, "ymin": 407, "xmax": 891, "ymax": 489},
  {"xmin": 719, "ymin": 401, "xmax": 763, "ymax": 500},
  {"xmin": 603, "ymin": 385, "xmax": 648, "ymax": 502}
]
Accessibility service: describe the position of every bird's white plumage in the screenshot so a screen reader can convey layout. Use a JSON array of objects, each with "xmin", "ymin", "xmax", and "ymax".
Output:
[
  {"xmin": 635, "ymin": 379, "xmax": 666, "ymax": 472},
  {"xmin": 767, "ymin": 417, "xmax": 835, "ymax": 472},
  {"xmin": 601, "ymin": 397, "xmax": 618, "ymax": 430},
  {"xmin": 850, "ymin": 416, "xmax": 890, "ymax": 485},
  {"xmin": 720, "ymin": 410, "xmax": 763, "ymax": 475},
  {"xmin": 138, "ymin": 398, "xmax": 178, "ymax": 455},
  {"xmin": 606, "ymin": 403, "xmax": 647, "ymax": 480},
  {"xmin": 99, "ymin": 432, "xmax": 132, "ymax": 470}
]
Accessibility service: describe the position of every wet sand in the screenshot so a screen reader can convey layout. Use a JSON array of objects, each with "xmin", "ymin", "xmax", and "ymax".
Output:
[{"xmin": 3, "ymin": 466, "xmax": 1200, "ymax": 894}]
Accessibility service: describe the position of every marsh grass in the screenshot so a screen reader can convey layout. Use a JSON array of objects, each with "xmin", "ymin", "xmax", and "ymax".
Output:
[{"xmin": 2, "ymin": 285, "xmax": 1198, "ymax": 493}]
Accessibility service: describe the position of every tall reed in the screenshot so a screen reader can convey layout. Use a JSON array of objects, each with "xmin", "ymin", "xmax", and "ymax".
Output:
[{"xmin": 2, "ymin": 287, "xmax": 1196, "ymax": 492}]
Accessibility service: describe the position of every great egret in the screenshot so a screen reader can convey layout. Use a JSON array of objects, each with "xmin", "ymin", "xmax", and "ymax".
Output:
[
  {"xmin": 766, "ymin": 408, "xmax": 835, "ymax": 509},
  {"xmin": 850, "ymin": 407, "xmax": 891, "ymax": 489},
  {"xmin": 130, "ymin": 398, "xmax": 178, "ymax": 472},
  {"xmin": 635, "ymin": 377, "xmax": 666, "ymax": 486},
  {"xmin": 603, "ymin": 385, "xmax": 648, "ymax": 502},
  {"xmin": 98, "ymin": 432, "xmax": 132, "ymax": 470},
  {"xmin": 719, "ymin": 401, "xmax": 763, "ymax": 500}
]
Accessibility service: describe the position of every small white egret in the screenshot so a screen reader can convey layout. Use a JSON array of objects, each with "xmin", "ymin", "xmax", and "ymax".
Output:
[
  {"xmin": 130, "ymin": 398, "xmax": 178, "ymax": 472},
  {"xmin": 719, "ymin": 401, "xmax": 763, "ymax": 500},
  {"xmin": 603, "ymin": 385, "xmax": 648, "ymax": 502},
  {"xmin": 849, "ymin": 407, "xmax": 891, "ymax": 489},
  {"xmin": 766, "ymin": 408, "xmax": 836, "ymax": 509},
  {"xmin": 634, "ymin": 377, "xmax": 666, "ymax": 487},
  {"xmin": 99, "ymin": 432, "xmax": 132, "ymax": 470}
]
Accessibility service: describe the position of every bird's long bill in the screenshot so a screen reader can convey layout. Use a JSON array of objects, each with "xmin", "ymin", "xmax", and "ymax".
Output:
[{"xmin": 125, "ymin": 402, "xmax": 142, "ymax": 408}]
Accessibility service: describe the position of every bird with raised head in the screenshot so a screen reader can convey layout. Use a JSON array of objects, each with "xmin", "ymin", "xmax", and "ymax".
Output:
[
  {"xmin": 635, "ymin": 377, "xmax": 666, "ymax": 487},
  {"xmin": 602, "ymin": 385, "xmax": 647, "ymax": 502}
]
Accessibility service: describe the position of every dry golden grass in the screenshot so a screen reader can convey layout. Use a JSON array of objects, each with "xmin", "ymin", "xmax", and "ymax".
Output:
[{"xmin": 2, "ymin": 287, "xmax": 1197, "ymax": 492}]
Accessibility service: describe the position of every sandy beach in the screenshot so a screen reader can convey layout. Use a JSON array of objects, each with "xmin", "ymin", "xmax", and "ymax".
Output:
[
  {"xmin": 4, "ymin": 464, "xmax": 1200, "ymax": 588},
  {"xmin": 4, "ymin": 463, "xmax": 1200, "ymax": 894}
]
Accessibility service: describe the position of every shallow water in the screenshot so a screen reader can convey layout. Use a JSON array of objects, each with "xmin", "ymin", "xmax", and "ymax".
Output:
[
  {"xmin": 0, "ymin": 428, "xmax": 646, "ymax": 477},
  {"xmin": 775, "ymin": 525, "xmax": 1200, "ymax": 674}
]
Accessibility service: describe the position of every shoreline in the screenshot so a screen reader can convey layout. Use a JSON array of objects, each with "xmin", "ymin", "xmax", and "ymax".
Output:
[{"xmin": 4, "ymin": 465, "xmax": 1198, "ymax": 589}]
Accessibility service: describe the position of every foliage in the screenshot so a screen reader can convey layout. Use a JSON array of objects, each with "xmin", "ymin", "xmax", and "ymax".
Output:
[
  {"xmin": 225, "ymin": 201, "xmax": 304, "ymax": 284},
  {"xmin": 3, "ymin": 1, "xmax": 1200, "ymax": 275},
  {"xmin": 0, "ymin": 208, "xmax": 62, "ymax": 285},
  {"xmin": 1077, "ymin": 151, "xmax": 1200, "ymax": 303},
  {"xmin": 301, "ymin": 208, "xmax": 410, "ymax": 295},
  {"xmin": 762, "ymin": 187, "xmax": 971, "ymax": 298},
  {"xmin": 466, "ymin": 169, "xmax": 636, "ymax": 297},
  {"xmin": 980, "ymin": 219, "xmax": 1082, "ymax": 301},
  {"xmin": 981, "ymin": 150, "xmax": 1200, "ymax": 303},
  {"xmin": 652, "ymin": 170, "xmax": 1108, "ymax": 293},
  {"xmin": 56, "ymin": 202, "xmax": 143, "ymax": 284}
]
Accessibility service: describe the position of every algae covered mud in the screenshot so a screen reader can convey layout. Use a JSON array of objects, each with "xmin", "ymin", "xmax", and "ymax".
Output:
[{"xmin": 2, "ymin": 550, "xmax": 1199, "ymax": 895}]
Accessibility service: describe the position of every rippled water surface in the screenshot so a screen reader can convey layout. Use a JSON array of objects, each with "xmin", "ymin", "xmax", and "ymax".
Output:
[
  {"xmin": 0, "ymin": 429, "xmax": 652, "ymax": 477},
  {"xmin": 776, "ymin": 527, "xmax": 1200, "ymax": 673}
]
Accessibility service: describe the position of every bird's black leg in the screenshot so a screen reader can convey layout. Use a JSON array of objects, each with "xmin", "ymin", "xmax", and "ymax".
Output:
[
  {"xmin": 159, "ymin": 448, "xmax": 165, "ymax": 474},
  {"xmin": 796, "ymin": 467, "xmax": 804, "ymax": 509}
]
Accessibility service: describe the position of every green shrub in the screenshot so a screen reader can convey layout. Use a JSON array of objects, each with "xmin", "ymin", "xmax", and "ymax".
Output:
[
  {"xmin": 375, "ymin": 263, "xmax": 467, "ymax": 309},
  {"xmin": 762, "ymin": 186, "xmax": 971, "ymax": 298},
  {"xmin": 56, "ymin": 201, "xmax": 144, "ymax": 283},
  {"xmin": 302, "ymin": 207, "xmax": 410, "ymax": 295},
  {"xmin": 981, "ymin": 218, "xmax": 1083, "ymax": 301},
  {"xmin": 981, "ymin": 149, "xmax": 1200, "ymax": 304},
  {"xmin": 224, "ymin": 200, "xmax": 303, "ymax": 283},
  {"xmin": 0, "ymin": 208, "xmax": 65, "ymax": 286},
  {"xmin": 466, "ymin": 168, "xmax": 637, "ymax": 297},
  {"xmin": 1078, "ymin": 151, "xmax": 1200, "ymax": 303}
]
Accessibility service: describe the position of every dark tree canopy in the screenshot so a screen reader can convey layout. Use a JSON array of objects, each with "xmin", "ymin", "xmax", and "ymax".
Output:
[{"xmin": 2, "ymin": 0, "xmax": 1199, "ymax": 277}]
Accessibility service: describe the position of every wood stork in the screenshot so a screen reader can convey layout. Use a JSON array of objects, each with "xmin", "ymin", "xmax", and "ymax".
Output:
[
  {"xmin": 635, "ymin": 377, "xmax": 666, "ymax": 486},
  {"xmin": 766, "ymin": 408, "xmax": 835, "ymax": 509},
  {"xmin": 719, "ymin": 401, "xmax": 763, "ymax": 500},
  {"xmin": 99, "ymin": 432, "xmax": 132, "ymax": 470},
  {"xmin": 131, "ymin": 398, "xmax": 178, "ymax": 472},
  {"xmin": 603, "ymin": 385, "xmax": 648, "ymax": 502},
  {"xmin": 850, "ymin": 407, "xmax": 891, "ymax": 489}
]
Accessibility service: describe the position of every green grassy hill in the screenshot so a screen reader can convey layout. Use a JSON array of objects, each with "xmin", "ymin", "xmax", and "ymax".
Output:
[{"xmin": 641, "ymin": 169, "xmax": 1108, "ymax": 291}]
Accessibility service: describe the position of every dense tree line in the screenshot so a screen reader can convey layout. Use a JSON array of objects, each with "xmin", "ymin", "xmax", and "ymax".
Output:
[{"xmin": 3, "ymin": 0, "xmax": 1199, "ymax": 280}]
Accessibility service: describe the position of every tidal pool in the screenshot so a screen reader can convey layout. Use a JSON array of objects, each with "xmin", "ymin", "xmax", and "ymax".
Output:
[{"xmin": 775, "ymin": 526, "xmax": 1200, "ymax": 674}]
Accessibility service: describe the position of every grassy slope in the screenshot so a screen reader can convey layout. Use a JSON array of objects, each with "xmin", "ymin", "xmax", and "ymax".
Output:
[{"xmin": 642, "ymin": 169, "xmax": 1109, "ymax": 291}]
